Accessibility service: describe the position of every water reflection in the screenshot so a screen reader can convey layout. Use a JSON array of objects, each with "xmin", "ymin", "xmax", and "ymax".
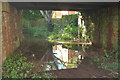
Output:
[{"xmin": 44, "ymin": 44, "xmax": 87, "ymax": 71}]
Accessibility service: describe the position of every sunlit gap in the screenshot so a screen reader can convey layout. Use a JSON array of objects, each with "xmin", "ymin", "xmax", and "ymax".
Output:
[{"xmin": 52, "ymin": 11, "xmax": 78, "ymax": 19}]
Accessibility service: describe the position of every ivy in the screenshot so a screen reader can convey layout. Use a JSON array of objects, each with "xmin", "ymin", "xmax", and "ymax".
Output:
[{"xmin": 2, "ymin": 53, "xmax": 54, "ymax": 78}]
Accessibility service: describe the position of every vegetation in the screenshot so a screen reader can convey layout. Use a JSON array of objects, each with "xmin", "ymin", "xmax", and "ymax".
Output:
[
  {"xmin": 93, "ymin": 48, "xmax": 119, "ymax": 77},
  {"xmin": 22, "ymin": 11, "xmax": 93, "ymax": 42},
  {"xmin": 22, "ymin": 10, "xmax": 119, "ymax": 78},
  {"xmin": 23, "ymin": 10, "xmax": 43, "ymax": 20},
  {"xmin": 48, "ymin": 23, "xmax": 78, "ymax": 40},
  {"xmin": 48, "ymin": 14, "xmax": 79, "ymax": 40},
  {"xmin": 23, "ymin": 26, "xmax": 50, "ymax": 39},
  {"xmin": 40, "ymin": 10, "xmax": 54, "ymax": 32},
  {"xmin": 2, "ymin": 53, "xmax": 55, "ymax": 79},
  {"xmin": 23, "ymin": 14, "xmax": 81, "ymax": 41}
]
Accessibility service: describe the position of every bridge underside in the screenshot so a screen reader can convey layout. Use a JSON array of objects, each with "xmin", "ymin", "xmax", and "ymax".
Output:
[
  {"xmin": 10, "ymin": 2, "xmax": 117, "ymax": 11},
  {"xmin": 0, "ymin": 2, "xmax": 119, "ymax": 63}
]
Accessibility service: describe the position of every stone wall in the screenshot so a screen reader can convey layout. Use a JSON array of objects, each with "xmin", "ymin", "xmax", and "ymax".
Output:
[
  {"xmin": 2, "ymin": 2, "xmax": 23, "ymax": 63},
  {"xmin": 88, "ymin": 4, "xmax": 119, "ymax": 51}
]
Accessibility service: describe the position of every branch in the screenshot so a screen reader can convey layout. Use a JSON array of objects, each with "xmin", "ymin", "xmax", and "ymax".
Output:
[{"xmin": 40, "ymin": 10, "xmax": 47, "ymax": 20}]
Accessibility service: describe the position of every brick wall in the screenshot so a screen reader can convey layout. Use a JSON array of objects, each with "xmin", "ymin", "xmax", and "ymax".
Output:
[
  {"xmin": 0, "ymin": 2, "xmax": 2, "ymax": 79},
  {"xmin": 2, "ymin": 2, "xmax": 23, "ymax": 63},
  {"xmin": 88, "ymin": 4, "xmax": 119, "ymax": 51}
]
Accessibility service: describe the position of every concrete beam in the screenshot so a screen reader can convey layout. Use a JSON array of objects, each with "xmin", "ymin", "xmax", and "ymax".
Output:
[{"xmin": 9, "ymin": 2, "xmax": 118, "ymax": 11}]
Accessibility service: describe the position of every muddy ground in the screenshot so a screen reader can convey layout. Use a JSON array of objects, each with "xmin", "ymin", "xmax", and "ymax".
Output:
[{"xmin": 15, "ymin": 37, "xmax": 116, "ymax": 78}]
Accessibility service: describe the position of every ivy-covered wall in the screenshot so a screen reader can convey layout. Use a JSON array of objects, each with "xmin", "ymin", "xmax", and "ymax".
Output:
[
  {"xmin": 89, "ymin": 4, "xmax": 119, "ymax": 51},
  {"xmin": 2, "ymin": 2, "xmax": 23, "ymax": 62}
]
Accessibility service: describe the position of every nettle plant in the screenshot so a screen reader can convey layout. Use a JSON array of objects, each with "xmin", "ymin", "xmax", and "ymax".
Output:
[{"xmin": 2, "ymin": 53, "xmax": 41, "ymax": 78}]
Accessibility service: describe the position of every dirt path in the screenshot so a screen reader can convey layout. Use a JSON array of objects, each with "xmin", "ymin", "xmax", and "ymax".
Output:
[
  {"xmin": 16, "ymin": 38, "xmax": 115, "ymax": 78},
  {"xmin": 46, "ymin": 57, "xmax": 113, "ymax": 78}
]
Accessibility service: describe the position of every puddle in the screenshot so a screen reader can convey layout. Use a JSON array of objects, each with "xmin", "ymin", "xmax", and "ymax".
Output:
[
  {"xmin": 20, "ymin": 39, "xmax": 91, "ymax": 71},
  {"xmin": 42, "ymin": 43, "xmax": 90, "ymax": 71}
]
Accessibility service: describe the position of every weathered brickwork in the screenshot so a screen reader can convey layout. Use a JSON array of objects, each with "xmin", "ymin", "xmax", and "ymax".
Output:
[
  {"xmin": 0, "ymin": 2, "xmax": 2, "ymax": 79},
  {"xmin": 2, "ymin": 2, "xmax": 23, "ymax": 63},
  {"xmin": 89, "ymin": 5, "xmax": 119, "ymax": 51},
  {"xmin": 118, "ymin": 4, "xmax": 120, "ymax": 47}
]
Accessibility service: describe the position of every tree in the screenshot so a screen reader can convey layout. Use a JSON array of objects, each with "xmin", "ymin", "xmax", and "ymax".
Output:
[
  {"xmin": 40, "ymin": 10, "xmax": 54, "ymax": 32},
  {"xmin": 23, "ymin": 10, "xmax": 43, "ymax": 20}
]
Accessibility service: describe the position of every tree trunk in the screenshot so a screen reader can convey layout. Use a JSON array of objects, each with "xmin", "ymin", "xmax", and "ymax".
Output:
[
  {"xmin": 46, "ymin": 20, "xmax": 54, "ymax": 32},
  {"xmin": 40, "ymin": 10, "xmax": 54, "ymax": 32}
]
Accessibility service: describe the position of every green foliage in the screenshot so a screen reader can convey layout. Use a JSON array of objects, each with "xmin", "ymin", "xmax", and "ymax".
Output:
[
  {"xmin": 93, "ymin": 56, "xmax": 100, "ymax": 63},
  {"xmin": 63, "ymin": 44, "xmax": 73, "ymax": 49},
  {"xmin": 2, "ymin": 53, "xmax": 53, "ymax": 78},
  {"xmin": 100, "ymin": 60, "xmax": 118, "ymax": 72},
  {"xmin": 49, "ymin": 23, "xmax": 78, "ymax": 40},
  {"xmin": 48, "ymin": 14, "xmax": 78, "ymax": 40},
  {"xmin": 22, "ymin": 13, "xmax": 79, "ymax": 40},
  {"xmin": 52, "ymin": 23, "xmax": 63, "ymax": 33},
  {"xmin": 39, "ymin": 71, "xmax": 46, "ymax": 76},
  {"xmin": 61, "ymin": 33, "xmax": 73, "ymax": 40},
  {"xmin": 48, "ymin": 31, "xmax": 73, "ymax": 40},
  {"xmin": 48, "ymin": 34, "xmax": 60, "ymax": 40},
  {"xmin": 22, "ymin": 13, "xmax": 91, "ymax": 41},
  {"xmin": 93, "ymin": 49, "xmax": 120, "ymax": 74},
  {"xmin": 23, "ymin": 10, "xmax": 43, "ymax": 20},
  {"xmin": 104, "ymin": 49, "xmax": 109, "ymax": 58},
  {"xmin": 2, "ymin": 53, "xmax": 36, "ymax": 78},
  {"xmin": 62, "ymin": 14, "xmax": 78, "ymax": 26},
  {"xmin": 64, "ymin": 23, "xmax": 78, "ymax": 37},
  {"xmin": 23, "ymin": 26, "xmax": 50, "ymax": 39}
]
